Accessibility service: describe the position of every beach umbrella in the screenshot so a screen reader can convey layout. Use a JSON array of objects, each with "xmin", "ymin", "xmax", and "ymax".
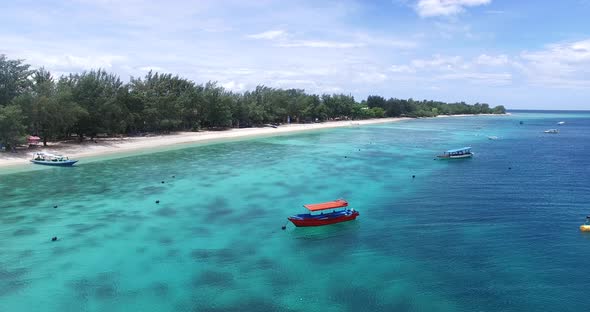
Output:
[{"xmin": 27, "ymin": 136, "xmax": 41, "ymax": 144}]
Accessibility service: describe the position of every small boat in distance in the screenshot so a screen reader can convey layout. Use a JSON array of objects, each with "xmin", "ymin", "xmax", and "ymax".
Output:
[
  {"xmin": 488, "ymin": 136, "xmax": 499, "ymax": 140},
  {"xmin": 580, "ymin": 216, "xmax": 590, "ymax": 232},
  {"xmin": 557, "ymin": 121, "xmax": 565, "ymax": 125},
  {"xmin": 437, "ymin": 147, "xmax": 473, "ymax": 159},
  {"xmin": 31, "ymin": 152, "xmax": 78, "ymax": 166},
  {"xmin": 287, "ymin": 199, "xmax": 359, "ymax": 227},
  {"xmin": 544, "ymin": 129, "xmax": 559, "ymax": 134}
]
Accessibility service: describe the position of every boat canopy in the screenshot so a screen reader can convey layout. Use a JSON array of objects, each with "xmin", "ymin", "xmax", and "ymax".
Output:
[
  {"xmin": 304, "ymin": 199, "xmax": 348, "ymax": 211},
  {"xmin": 32, "ymin": 152, "xmax": 69, "ymax": 160},
  {"xmin": 445, "ymin": 147, "xmax": 471, "ymax": 153},
  {"xmin": 34, "ymin": 152, "xmax": 59, "ymax": 157}
]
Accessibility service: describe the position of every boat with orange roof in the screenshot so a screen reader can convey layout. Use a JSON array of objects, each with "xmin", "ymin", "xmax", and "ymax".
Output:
[{"xmin": 287, "ymin": 199, "xmax": 359, "ymax": 227}]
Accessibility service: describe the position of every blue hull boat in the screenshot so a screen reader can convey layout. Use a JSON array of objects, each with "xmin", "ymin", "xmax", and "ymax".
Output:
[
  {"xmin": 30, "ymin": 159, "xmax": 78, "ymax": 166},
  {"xmin": 30, "ymin": 152, "xmax": 78, "ymax": 166}
]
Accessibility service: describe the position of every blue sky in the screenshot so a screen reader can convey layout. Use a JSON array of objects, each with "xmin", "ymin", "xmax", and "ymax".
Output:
[{"xmin": 1, "ymin": 0, "xmax": 589, "ymax": 109}]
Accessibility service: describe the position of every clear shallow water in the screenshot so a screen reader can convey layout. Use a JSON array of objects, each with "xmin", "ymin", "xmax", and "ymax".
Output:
[{"xmin": 1, "ymin": 112, "xmax": 590, "ymax": 311}]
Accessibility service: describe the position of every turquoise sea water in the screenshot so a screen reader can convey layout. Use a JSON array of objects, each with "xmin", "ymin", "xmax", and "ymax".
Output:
[{"xmin": 1, "ymin": 111, "xmax": 590, "ymax": 311}]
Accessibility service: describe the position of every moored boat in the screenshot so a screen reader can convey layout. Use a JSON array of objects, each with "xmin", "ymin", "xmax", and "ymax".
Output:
[
  {"xmin": 437, "ymin": 147, "xmax": 473, "ymax": 159},
  {"xmin": 581, "ymin": 216, "xmax": 590, "ymax": 232},
  {"xmin": 287, "ymin": 199, "xmax": 359, "ymax": 227},
  {"xmin": 30, "ymin": 152, "xmax": 78, "ymax": 166},
  {"xmin": 544, "ymin": 129, "xmax": 559, "ymax": 134},
  {"xmin": 557, "ymin": 121, "xmax": 565, "ymax": 125}
]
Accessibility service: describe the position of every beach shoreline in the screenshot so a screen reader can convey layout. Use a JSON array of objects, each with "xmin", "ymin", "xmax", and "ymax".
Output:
[
  {"xmin": 0, "ymin": 117, "xmax": 408, "ymax": 169},
  {"xmin": 0, "ymin": 114, "xmax": 508, "ymax": 170}
]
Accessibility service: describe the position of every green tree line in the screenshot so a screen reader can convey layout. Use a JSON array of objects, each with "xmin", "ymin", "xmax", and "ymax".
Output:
[{"xmin": 0, "ymin": 55, "xmax": 506, "ymax": 148}]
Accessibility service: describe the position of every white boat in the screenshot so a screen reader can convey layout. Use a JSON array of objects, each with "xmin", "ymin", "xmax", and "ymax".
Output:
[
  {"xmin": 487, "ymin": 136, "xmax": 499, "ymax": 140},
  {"xmin": 31, "ymin": 152, "xmax": 78, "ymax": 166},
  {"xmin": 544, "ymin": 129, "xmax": 559, "ymax": 134},
  {"xmin": 437, "ymin": 147, "xmax": 473, "ymax": 159},
  {"xmin": 557, "ymin": 121, "xmax": 565, "ymax": 125}
]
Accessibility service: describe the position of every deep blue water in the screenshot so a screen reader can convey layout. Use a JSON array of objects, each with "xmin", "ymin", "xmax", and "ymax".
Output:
[{"xmin": 1, "ymin": 111, "xmax": 590, "ymax": 311}]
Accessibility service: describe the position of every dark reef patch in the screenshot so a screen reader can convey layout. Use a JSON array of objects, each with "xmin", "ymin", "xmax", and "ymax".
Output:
[
  {"xmin": 158, "ymin": 237, "xmax": 174, "ymax": 245},
  {"xmin": 190, "ymin": 248, "xmax": 240, "ymax": 264},
  {"xmin": 141, "ymin": 186, "xmax": 166, "ymax": 195},
  {"xmin": 189, "ymin": 226, "xmax": 211, "ymax": 236},
  {"xmin": 67, "ymin": 223, "xmax": 108, "ymax": 234},
  {"xmin": 166, "ymin": 249, "xmax": 180, "ymax": 258},
  {"xmin": 51, "ymin": 245, "xmax": 80, "ymax": 256},
  {"xmin": 19, "ymin": 250, "xmax": 34, "ymax": 258},
  {"xmin": 95, "ymin": 284, "xmax": 117, "ymax": 299},
  {"xmin": 204, "ymin": 197, "xmax": 233, "ymax": 220},
  {"xmin": 12, "ymin": 227, "xmax": 38, "ymax": 236},
  {"xmin": 193, "ymin": 270, "xmax": 234, "ymax": 288},
  {"xmin": 256, "ymin": 258, "xmax": 276, "ymax": 270},
  {"xmin": 188, "ymin": 298, "xmax": 296, "ymax": 312},
  {"xmin": 330, "ymin": 286, "xmax": 387, "ymax": 312},
  {"xmin": 68, "ymin": 272, "xmax": 120, "ymax": 301},
  {"xmin": 244, "ymin": 192, "xmax": 270, "ymax": 200},
  {"xmin": 0, "ymin": 279, "xmax": 30, "ymax": 297},
  {"xmin": 0, "ymin": 267, "xmax": 29, "ymax": 281},
  {"xmin": 154, "ymin": 207, "xmax": 177, "ymax": 217},
  {"xmin": 190, "ymin": 249, "xmax": 213, "ymax": 260},
  {"xmin": 2, "ymin": 215, "xmax": 27, "ymax": 224},
  {"xmin": 151, "ymin": 281, "xmax": 169, "ymax": 297}
]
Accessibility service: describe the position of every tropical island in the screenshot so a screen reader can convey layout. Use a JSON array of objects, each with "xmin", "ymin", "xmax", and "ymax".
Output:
[{"xmin": 0, "ymin": 54, "xmax": 506, "ymax": 161}]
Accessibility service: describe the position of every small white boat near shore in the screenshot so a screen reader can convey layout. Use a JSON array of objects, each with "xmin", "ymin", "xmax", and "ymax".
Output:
[
  {"xmin": 31, "ymin": 152, "xmax": 78, "ymax": 166},
  {"xmin": 557, "ymin": 121, "xmax": 565, "ymax": 125},
  {"xmin": 544, "ymin": 129, "xmax": 559, "ymax": 134}
]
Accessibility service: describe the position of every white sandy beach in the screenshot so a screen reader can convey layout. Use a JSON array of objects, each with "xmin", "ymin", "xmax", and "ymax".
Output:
[{"xmin": 0, "ymin": 117, "xmax": 411, "ymax": 169}]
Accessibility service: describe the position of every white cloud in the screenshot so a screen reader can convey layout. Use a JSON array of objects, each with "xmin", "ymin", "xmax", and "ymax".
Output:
[
  {"xmin": 221, "ymin": 80, "xmax": 247, "ymax": 92},
  {"xmin": 246, "ymin": 30, "xmax": 287, "ymax": 40},
  {"xmin": 247, "ymin": 29, "xmax": 415, "ymax": 50},
  {"xmin": 390, "ymin": 65, "xmax": 416, "ymax": 73},
  {"xmin": 415, "ymin": 0, "xmax": 491, "ymax": 17},
  {"xmin": 410, "ymin": 55, "xmax": 465, "ymax": 70},
  {"xmin": 138, "ymin": 66, "xmax": 165, "ymax": 72},
  {"xmin": 352, "ymin": 33, "xmax": 418, "ymax": 49},
  {"xmin": 23, "ymin": 51, "xmax": 126, "ymax": 72},
  {"xmin": 522, "ymin": 39, "xmax": 590, "ymax": 64},
  {"xmin": 246, "ymin": 29, "xmax": 361, "ymax": 48},
  {"xmin": 274, "ymin": 79, "xmax": 316, "ymax": 87},
  {"xmin": 520, "ymin": 39, "xmax": 590, "ymax": 87},
  {"xmin": 276, "ymin": 40, "xmax": 363, "ymax": 49},
  {"xmin": 433, "ymin": 21, "xmax": 479, "ymax": 39},
  {"xmin": 389, "ymin": 53, "xmax": 513, "ymax": 85},
  {"xmin": 438, "ymin": 72, "xmax": 512, "ymax": 85},
  {"xmin": 475, "ymin": 54, "xmax": 509, "ymax": 66}
]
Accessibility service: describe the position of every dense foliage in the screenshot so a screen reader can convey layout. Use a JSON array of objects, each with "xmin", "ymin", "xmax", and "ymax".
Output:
[{"xmin": 0, "ymin": 55, "xmax": 506, "ymax": 148}]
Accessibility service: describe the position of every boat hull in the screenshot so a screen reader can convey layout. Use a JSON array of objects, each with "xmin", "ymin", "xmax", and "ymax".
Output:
[
  {"xmin": 30, "ymin": 160, "xmax": 78, "ymax": 167},
  {"xmin": 437, "ymin": 153, "xmax": 473, "ymax": 159},
  {"xmin": 288, "ymin": 211, "xmax": 359, "ymax": 227}
]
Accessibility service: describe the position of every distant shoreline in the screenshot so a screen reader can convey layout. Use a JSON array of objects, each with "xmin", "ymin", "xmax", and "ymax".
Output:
[{"xmin": 0, "ymin": 114, "xmax": 508, "ymax": 171}]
